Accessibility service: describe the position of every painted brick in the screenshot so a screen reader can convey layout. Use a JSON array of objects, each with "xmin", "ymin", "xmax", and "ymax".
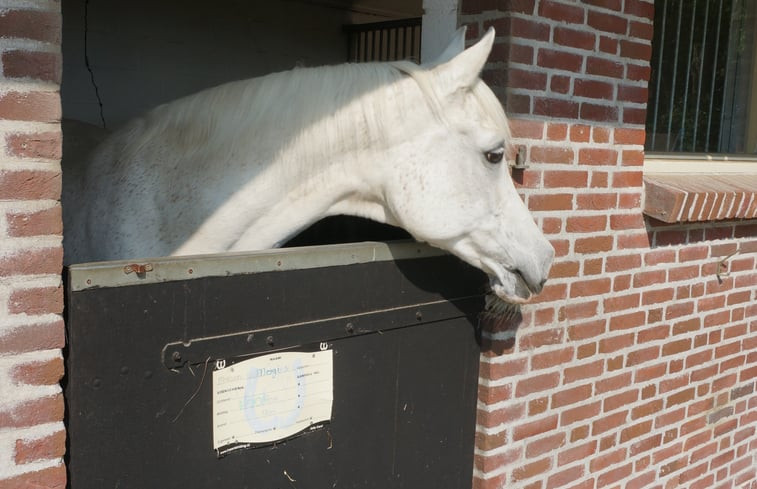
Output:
[
  {"xmin": 2, "ymin": 50, "xmax": 62, "ymax": 83},
  {"xmin": 14, "ymin": 430, "xmax": 66, "ymax": 464},
  {"xmin": 0, "ymin": 465, "xmax": 66, "ymax": 489},
  {"xmin": 0, "ymin": 9, "xmax": 61, "ymax": 44},
  {"xmin": 6, "ymin": 131, "xmax": 62, "ymax": 160},
  {"xmin": 0, "ymin": 91, "xmax": 61, "ymax": 122}
]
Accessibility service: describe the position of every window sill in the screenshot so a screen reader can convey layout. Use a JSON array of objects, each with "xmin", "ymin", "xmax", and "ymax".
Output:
[{"xmin": 643, "ymin": 172, "xmax": 757, "ymax": 223}]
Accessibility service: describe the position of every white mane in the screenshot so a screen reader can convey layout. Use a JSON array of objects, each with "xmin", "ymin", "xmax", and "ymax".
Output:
[{"xmin": 111, "ymin": 59, "xmax": 511, "ymax": 186}]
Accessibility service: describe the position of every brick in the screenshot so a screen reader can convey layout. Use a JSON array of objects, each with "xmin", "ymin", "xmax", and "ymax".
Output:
[
  {"xmin": 590, "ymin": 447, "xmax": 626, "ymax": 472},
  {"xmin": 0, "ymin": 464, "xmax": 66, "ymax": 489},
  {"xmin": 516, "ymin": 372, "xmax": 561, "ymax": 396},
  {"xmin": 510, "ymin": 119, "xmax": 544, "ymax": 139},
  {"xmin": 574, "ymin": 236, "xmax": 613, "ymax": 254},
  {"xmin": 546, "ymin": 465, "xmax": 584, "ymax": 489},
  {"xmin": 531, "ymin": 146, "xmax": 575, "ymax": 164},
  {"xmin": 0, "ymin": 248, "xmax": 63, "ymax": 278},
  {"xmin": 609, "ymin": 213, "xmax": 644, "ymax": 230},
  {"xmin": 0, "ymin": 9, "xmax": 61, "ymax": 43},
  {"xmin": 626, "ymin": 346, "xmax": 660, "ymax": 367},
  {"xmin": 576, "ymin": 192, "xmax": 618, "ymax": 210},
  {"xmin": 9, "ymin": 285, "xmax": 64, "ymax": 315},
  {"xmin": 564, "ymin": 359, "xmax": 603, "ymax": 383},
  {"xmin": 0, "ymin": 170, "xmax": 62, "ymax": 200},
  {"xmin": 597, "ymin": 462, "xmax": 633, "ymax": 486},
  {"xmin": 482, "ymin": 358, "xmax": 527, "ymax": 378},
  {"xmin": 567, "ymin": 319, "xmax": 605, "ymax": 341},
  {"xmin": 634, "ymin": 363, "xmax": 667, "ymax": 383},
  {"xmin": 11, "ymin": 356, "xmax": 63, "ymax": 386},
  {"xmin": 641, "ymin": 288, "xmax": 674, "ymax": 305},
  {"xmin": 586, "ymin": 56, "xmax": 624, "ymax": 78},
  {"xmin": 566, "ymin": 215, "xmax": 606, "ymax": 233},
  {"xmin": 604, "ymin": 388, "xmax": 639, "ymax": 413},
  {"xmin": 539, "ymin": 0, "xmax": 585, "ymax": 23},
  {"xmin": 534, "ymin": 96, "xmax": 580, "ymax": 118},
  {"xmin": 569, "ymin": 277, "xmax": 611, "ymax": 298},
  {"xmin": 552, "ymin": 384, "xmax": 593, "ymax": 409},
  {"xmin": 544, "ymin": 170, "xmax": 588, "ymax": 188},
  {"xmin": 605, "ymin": 254, "xmax": 641, "ymax": 272},
  {"xmin": 631, "ymin": 399, "xmax": 662, "ymax": 420},
  {"xmin": 509, "ymin": 17, "xmax": 551, "ymax": 41},
  {"xmin": 632, "ymin": 270, "xmax": 665, "ymax": 288},
  {"xmin": 620, "ymin": 39, "xmax": 652, "ymax": 61},
  {"xmin": 621, "ymin": 149, "xmax": 645, "ymax": 166},
  {"xmin": 512, "ymin": 457, "xmax": 552, "ymax": 482},
  {"xmin": 14, "ymin": 430, "xmax": 66, "ymax": 464},
  {"xmin": 2, "ymin": 50, "xmax": 62, "ymax": 83},
  {"xmin": 6, "ymin": 206, "xmax": 62, "ymax": 237},
  {"xmin": 609, "ymin": 310, "xmax": 645, "ymax": 330},
  {"xmin": 578, "ymin": 148, "xmax": 618, "ymax": 166},
  {"xmin": 0, "ymin": 320, "xmax": 65, "ymax": 355},
  {"xmin": 588, "ymin": 10, "xmax": 628, "ymax": 34},
  {"xmin": 0, "ymin": 394, "xmax": 64, "ymax": 429},
  {"xmin": 618, "ymin": 84, "xmax": 648, "ymax": 104},
  {"xmin": 625, "ymin": 0, "xmax": 655, "ymax": 19},
  {"xmin": 546, "ymin": 123, "xmax": 568, "ymax": 141},
  {"xmin": 590, "ymin": 170, "xmax": 608, "ymax": 187},
  {"xmin": 612, "ymin": 170, "xmax": 643, "ymax": 187},
  {"xmin": 623, "ymin": 107, "xmax": 647, "ymax": 125},
  {"xmin": 599, "ymin": 332, "xmax": 633, "ymax": 354},
  {"xmin": 474, "ymin": 430, "xmax": 507, "ymax": 451},
  {"xmin": 550, "ymin": 260, "xmax": 579, "ymax": 279},
  {"xmin": 666, "ymin": 387, "xmax": 696, "ymax": 407},
  {"xmin": 513, "ymin": 415, "xmax": 559, "ymax": 442},
  {"xmin": 0, "ymin": 91, "xmax": 60, "ymax": 122},
  {"xmin": 473, "ymin": 446, "xmax": 521, "ymax": 473},
  {"xmin": 595, "ymin": 372, "xmax": 632, "ymax": 395},
  {"xmin": 561, "ymin": 401, "xmax": 601, "ymax": 426},
  {"xmin": 6, "ymin": 131, "xmax": 62, "ymax": 160},
  {"xmin": 580, "ymin": 102, "xmax": 619, "ymax": 122},
  {"xmin": 574, "ymin": 79, "xmax": 614, "ymax": 100},
  {"xmin": 554, "ymin": 26, "xmax": 595, "ymax": 50},
  {"xmin": 526, "ymin": 432, "xmax": 566, "ymax": 458},
  {"xmin": 530, "ymin": 193, "xmax": 573, "ymax": 211},
  {"xmin": 614, "ymin": 128, "xmax": 646, "ymax": 145},
  {"xmin": 627, "ymin": 63, "xmax": 651, "ymax": 81},
  {"xmin": 550, "ymin": 74, "xmax": 571, "ymax": 94},
  {"xmin": 531, "ymin": 347, "xmax": 574, "ymax": 370},
  {"xmin": 570, "ymin": 124, "xmax": 591, "ymax": 142},
  {"xmin": 507, "ymin": 68, "xmax": 548, "ymax": 90},
  {"xmin": 538, "ymin": 48, "xmax": 583, "ymax": 72},
  {"xmin": 558, "ymin": 439, "xmax": 596, "ymax": 466}
]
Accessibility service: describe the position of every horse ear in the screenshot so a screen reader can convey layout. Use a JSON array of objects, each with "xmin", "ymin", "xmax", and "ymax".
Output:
[
  {"xmin": 432, "ymin": 27, "xmax": 495, "ymax": 95},
  {"xmin": 427, "ymin": 26, "xmax": 467, "ymax": 66}
]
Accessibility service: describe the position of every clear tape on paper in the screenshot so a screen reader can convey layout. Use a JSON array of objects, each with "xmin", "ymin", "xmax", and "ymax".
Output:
[{"xmin": 212, "ymin": 348, "xmax": 334, "ymax": 457}]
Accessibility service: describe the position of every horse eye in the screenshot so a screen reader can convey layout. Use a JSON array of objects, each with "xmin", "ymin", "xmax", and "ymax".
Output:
[{"xmin": 485, "ymin": 148, "xmax": 505, "ymax": 164}]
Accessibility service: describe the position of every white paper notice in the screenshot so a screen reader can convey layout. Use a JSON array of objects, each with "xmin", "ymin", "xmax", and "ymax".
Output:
[{"xmin": 212, "ymin": 350, "xmax": 333, "ymax": 454}]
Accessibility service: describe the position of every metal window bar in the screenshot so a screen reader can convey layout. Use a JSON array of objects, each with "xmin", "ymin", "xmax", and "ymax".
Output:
[
  {"xmin": 646, "ymin": 0, "xmax": 755, "ymax": 154},
  {"xmin": 345, "ymin": 17, "xmax": 422, "ymax": 63}
]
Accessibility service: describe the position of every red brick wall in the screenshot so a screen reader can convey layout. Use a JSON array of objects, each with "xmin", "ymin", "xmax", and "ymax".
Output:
[
  {"xmin": 462, "ymin": 1, "xmax": 757, "ymax": 488},
  {"xmin": 0, "ymin": 2, "xmax": 66, "ymax": 488}
]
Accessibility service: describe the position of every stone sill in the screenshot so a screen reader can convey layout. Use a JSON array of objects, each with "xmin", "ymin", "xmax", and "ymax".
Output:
[{"xmin": 643, "ymin": 173, "xmax": 757, "ymax": 223}]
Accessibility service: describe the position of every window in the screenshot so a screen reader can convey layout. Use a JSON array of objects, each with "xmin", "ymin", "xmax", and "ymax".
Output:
[{"xmin": 646, "ymin": 0, "xmax": 757, "ymax": 155}]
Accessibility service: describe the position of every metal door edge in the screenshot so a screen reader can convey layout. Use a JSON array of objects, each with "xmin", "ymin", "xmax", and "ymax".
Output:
[{"xmin": 68, "ymin": 240, "xmax": 447, "ymax": 291}]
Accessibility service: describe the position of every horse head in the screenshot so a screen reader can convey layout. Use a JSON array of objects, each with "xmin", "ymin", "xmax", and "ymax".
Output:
[{"xmin": 379, "ymin": 28, "xmax": 554, "ymax": 304}]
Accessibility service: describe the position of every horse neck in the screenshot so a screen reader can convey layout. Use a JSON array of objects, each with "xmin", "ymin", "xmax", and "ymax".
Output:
[{"xmin": 220, "ymin": 70, "xmax": 430, "ymax": 251}]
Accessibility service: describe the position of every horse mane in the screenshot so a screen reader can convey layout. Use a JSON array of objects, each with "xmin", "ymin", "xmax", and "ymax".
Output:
[{"xmin": 108, "ymin": 59, "xmax": 511, "ymax": 180}]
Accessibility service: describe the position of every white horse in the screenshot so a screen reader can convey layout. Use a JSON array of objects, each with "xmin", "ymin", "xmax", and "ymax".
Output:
[{"xmin": 63, "ymin": 28, "xmax": 554, "ymax": 304}]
